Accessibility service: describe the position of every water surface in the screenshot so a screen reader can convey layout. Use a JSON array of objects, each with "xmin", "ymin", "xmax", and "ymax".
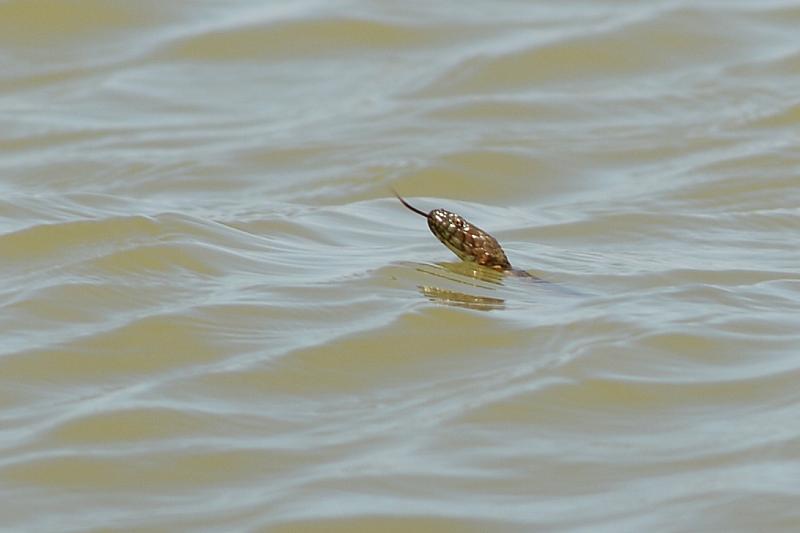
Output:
[{"xmin": 1, "ymin": 1, "xmax": 799, "ymax": 531}]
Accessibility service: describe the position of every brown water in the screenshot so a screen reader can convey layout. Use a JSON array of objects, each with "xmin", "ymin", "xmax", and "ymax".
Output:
[{"xmin": 2, "ymin": 1, "xmax": 800, "ymax": 531}]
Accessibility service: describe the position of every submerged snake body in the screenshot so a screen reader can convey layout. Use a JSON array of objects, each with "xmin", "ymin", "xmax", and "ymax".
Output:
[{"xmin": 394, "ymin": 192, "xmax": 516, "ymax": 273}]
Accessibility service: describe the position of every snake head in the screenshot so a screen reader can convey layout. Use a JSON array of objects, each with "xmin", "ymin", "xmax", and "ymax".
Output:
[
  {"xmin": 393, "ymin": 189, "xmax": 512, "ymax": 271},
  {"xmin": 427, "ymin": 208, "xmax": 511, "ymax": 271}
]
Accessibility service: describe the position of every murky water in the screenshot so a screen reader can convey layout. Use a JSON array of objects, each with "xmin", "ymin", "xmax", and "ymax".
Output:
[{"xmin": 2, "ymin": 1, "xmax": 799, "ymax": 531}]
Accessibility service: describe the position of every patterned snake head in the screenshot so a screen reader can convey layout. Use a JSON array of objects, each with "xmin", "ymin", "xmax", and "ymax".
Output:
[{"xmin": 393, "ymin": 190, "xmax": 512, "ymax": 271}]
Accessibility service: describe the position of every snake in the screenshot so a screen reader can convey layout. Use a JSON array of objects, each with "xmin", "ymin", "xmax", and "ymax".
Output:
[{"xmin": 393, "ymin": 190, "xmax": 540, "ymax": 280}]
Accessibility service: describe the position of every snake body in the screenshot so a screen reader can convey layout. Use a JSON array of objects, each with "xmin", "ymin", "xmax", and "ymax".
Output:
[{"xmin": 394, "ymin": 191, "xmax": 517, "ymax": 273}]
